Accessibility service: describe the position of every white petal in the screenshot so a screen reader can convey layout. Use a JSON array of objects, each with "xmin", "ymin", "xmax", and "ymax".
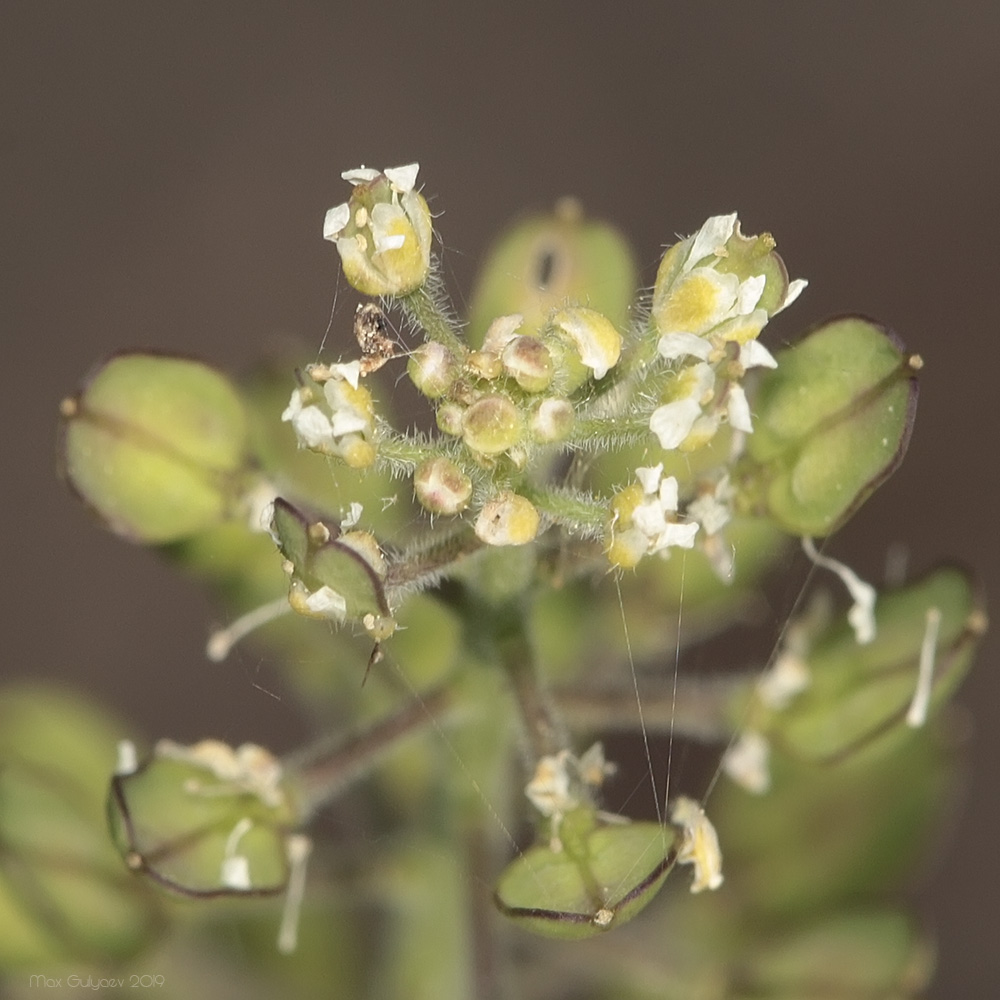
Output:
[
  {"xmin": 329, "ymin": 409, "xmax": 369, "ymax": 438},
  {"xmin": 115, "ymin": 740, "xmax": 138, "ymax": 776},
  {"xmin": 221, "ymin": 855, "xmax": 251, "ymax": 890},
  {"xmin": 775, "ymin": 277, "xmax": 808, "ymax": 313},
  {"xmin": 801, "ymin": 538, "xmax": 877, "ymax": 645},
  {"xmin": 341, "ymin": 166, "xmax": 380, "ymax": 184},
  {"xmin": 740, "ymin": 339, "xmax": 778, "ymax": 370},
  {"xmin": 304, "ymin": 585, "xmax": 347, "ymax": 619},
  {"xmin": 685, "ymin": 213, "xmax": 738, "ymax": 271},
  {"xmin": 482, "ymin": 313, "xmax": 524, "ymax": 353},
  {"xmin": 906, "ymin": 607, "xmax": 942, "ymax": 727},
  {"xmin": 654, "ymin": 520, "xmax": 698, "ymax": 551},
  {"xmin": 384, "ymin": 163, "xmax": 419, "ymax": 192},
  {"xmin": 736, "ymin": 274, "xmax": 766, "ymax": 314},
  {"xmin": 635, "ymin": 464, "xmax": 663, "ymax": 495},
  {"xmin": 632, "ymin": 497, "xmax": 668, "ymax": 539},
  {"xmin": 330, "ymin": 360, "xmax": 362, "ymax": 389},
  {"xmin": 658, "ymin": 475, "xmax": 680, "ymax": 513},
  {"xmin": 759, "ymin": 652, "xmax": 811, "ymax": 709},
  {"xmin": 341, "ymin": 502, "xmax": 363, "ymax": 530},
  {"xmin": 281, "ymin": 389, "xmax": 303, "ymax": 422},
  {"xmin": 323, "ymin": 203, "xmax": 351, "ymax": 241},
  {"xmin": 657, "ymin": 331, "xmax": 713, "ymax": 361},
  {"xmin": 650, "ymin": 398, "xmax": 702, "ymax": 449},
  {"xmin": 292, "ymin": 406, "xmax": 335, "ymax": 449},
  {"xmin": 722, "ymin": 731, "xmax": 770, "ymax": 794},
  {"xmin": 727, "ymin": 384, "xmax": 754, "ymax": 434},
  {"xmin": 374, "ymin": 231, "xmax": 406, "ymax": 253}
]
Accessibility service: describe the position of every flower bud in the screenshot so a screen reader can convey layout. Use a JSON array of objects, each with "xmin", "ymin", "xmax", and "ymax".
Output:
[
  {"xmin": 60, "ymin": 353, "xmax": 250, "ymax": 544},
  {"xmin": 502, "ymin": 335, "xmax": 553, "ymax": 392},
  {"xmin": 407, "ymin": 342, "xmax": 459, "ymax": 398},
  {"xmin": 323, "ymin": 164, "xmax": 432, "ymax": 296},
  {"xmin": 530, "ymin": 396, "xmax": 575, "ymax": 443},
  {"xmin": 413, "ymin": 456, "xmax": 473, "ymax": 515},
  {"xmin": 462, "ymin": 394, "xmax": 523, "ymax": 456},
  {"xmin": 436, "ymin": 402, "xmax": 466, "ymax": 436},
  {"xmin": 474, "ymin": 492, "xmax": 540, "ymax": 546},
  {"xmin": 548, "ymin": 307, "xmax": 622, "ymax": 389}
]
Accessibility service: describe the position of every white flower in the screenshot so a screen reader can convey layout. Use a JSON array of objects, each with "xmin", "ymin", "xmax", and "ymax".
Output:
[
  {"xmin": 671, "ymin": 796, "xmax": 723, "ymax": 893},
  {"xmin": 630, "ymin": 464, "xmax": 699, "ymax": 556},
  {"xmin": 726, "ymin": 383, "xmax": 754, "ymax": 434},
  {"xmin": 323, "ymin": 163, "xmax": 431, "ymax": 296},
  {"xmin": 686, "ymin": 476, "xmax": 733, "ymax": 537}
]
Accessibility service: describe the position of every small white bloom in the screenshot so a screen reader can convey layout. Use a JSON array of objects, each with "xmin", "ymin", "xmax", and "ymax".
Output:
[
  {"xmin": 722, "ymin": 731, "xmax": 771, "ymax": 794},
  {"xmin": 671, "ymin": 796, "xmax": 723, "ymax": 893},
  {"xmin": 630, "ymin": 465, "xmax": 699, "ymax": 556},
  {"xmin": 155, "ymin": 739, "xmax": 286, "ymax": 808},
  {"xmin": 526, "ymin": 750, "xmax": 576, "ymax": 819},
  {"xmin": 759, "ymin": 651, "xmax": 811, "ymax": 710},
  {"xmin": 687, "ymin": 478, "xmax": 732, "ymax": 537}
]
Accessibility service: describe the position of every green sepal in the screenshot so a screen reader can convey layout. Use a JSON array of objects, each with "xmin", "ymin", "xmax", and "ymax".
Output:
[
  {"xmin": 494, "ymin": 819, "xmax": 675, "ymax": 939},
  {"xmin": 741, "ymin": 316, "xmax": 919, "ymax": 536},
  {"xmin": 61, "ymin": 352, "xmax": 250, "ymax": 543}
]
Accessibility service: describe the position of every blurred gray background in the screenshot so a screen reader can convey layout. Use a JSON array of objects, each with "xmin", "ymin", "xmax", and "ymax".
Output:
[{"xmin": 4, "ymin": 2, "xmax": 998, "ymax": 995}]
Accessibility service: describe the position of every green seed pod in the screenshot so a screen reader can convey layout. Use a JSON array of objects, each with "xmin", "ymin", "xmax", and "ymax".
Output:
[
  {"xmin": 461, "ymin": 394, "xmax": 523, "ymax": 456},
  {"xmin": 61, "ymin": 353, "xmax": 250, "ymax": 544},
  {"xmin": 467, "ymin": 200, "xmax": 637, "ymax": 346},
  {"xmin": 740, "ymin": 316, "xmax": 920, "ymax": 537},
  {"xmin": 0, "ymin": 686, "xmax": 162, "ymax": 966},
  {"xmin": 413, "ymin": 456, "xmax": 473, "ymax": 515},
  {"xmin": 494, "ymin": 818, "xmax": 676, "ymax": 939},
  {"xmin": 108, "ymin": 737, "xmax": 300, "ymax": 897},
  {"xmin": 270, "ymin": 498, "xmax": 393, "ymax": 634}
]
